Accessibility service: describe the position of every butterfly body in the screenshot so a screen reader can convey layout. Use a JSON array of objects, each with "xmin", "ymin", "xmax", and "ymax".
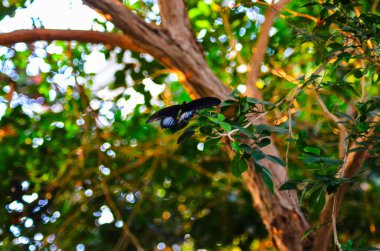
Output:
[{"xmin": 146, "ymin": 97, "xmax": 221, "ymax": 129}]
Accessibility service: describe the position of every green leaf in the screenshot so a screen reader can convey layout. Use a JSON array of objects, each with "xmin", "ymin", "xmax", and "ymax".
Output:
[
  {"xmin": 239, "ymin": 158, "xmax": 248, "ymax": 173},
  {"xmin": 258, "ymin": 138, "xmax": 271, "ymax": 147},
  {"xmin": 348, "ymin": 147, "xmax": 366, "ymax": 153},
  {"xmin": 260, "ymin": 167, "xmax": 274, "ymax": 193},
  {"xmin": 220, "ymin": 121, "xmax": 232, "ymax": 132},
  {"xmin": 338, "ymin": 52, "xmax": 352, "ymax": 62},
  {"xmin": 256, "ymin": 124, "xmax": 289, "ymax": 134},
  {"xmin": 232, "ymin": 124, "xmax": 253, "ymax": 137},
  {"xmin": 303, "ymin": 157, "xmax": 343, "ymax": 165},
  {"xmin": 228, "ymin": 89, "xmax": 239, "ymax": 98},
  {"xmin": 217, "ymin": 113, "xmax": 225, "ymax": 122},
  {"xmin": 231, "ymin": 156, "xmax": 240, "ymax": 177},
  {"xmin": 284, "ymin": 137, "xmax": 296, "ymax": 143},
  {"xmin": 208, "ymin": 116, "xmax": 219, "ymax": 124},
  {"xmin": 309, "ymin": 187, "xmax": 326, "ymax": 213},
  {"xmin": 241, "ymin": 102, "xmax": 250, "ymax": 113},
  {"xmin": 351, "ymin": 68, "xmax": 364, "ymax": 78},
  {"xmin": 246, "ymin": 97, "xmax": 260, "ymax": 104},
  {"xmin": 252, "ymin": 148, "xmax": 265, "ymax": 161},
  {"xmin": 357, "ymin": 122, "xmax": 369, "ymax": 132},
  {"xmin": 240, "ymin": 144, "xmax": 252, "ymax": 154},
  {"xmin": 221, "ymin": 99, "xmax": 236, "ymax": 107},
  {"xmin": 266, "ymin": 155, "xmax": 286, "ymax": 167},
  {"xmin": 303, "ymin": 157, "xmax": 323, "ymax": 165},
  {"xmin": 231, "ymin": 153, "xmax": 248, "ymax": 177},
  {"xmin": 303, "ymin": 146, "xmax": 321, "ymax": 155},
  {"xmin": 279, "ymin": 180, "xmax": 300, "ymax": 191},
  {"xmin": 232, "ymin": 141, "xmax": 240, "ymax": 151}
]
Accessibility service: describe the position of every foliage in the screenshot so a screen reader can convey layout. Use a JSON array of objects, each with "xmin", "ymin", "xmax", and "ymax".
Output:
[
  {"xmin": 0, "ymin": 0, "xmax": 379, "ymax": 250},
  {"xmin": 177, "ymin": 92, "xmax": 287, "ymax": 192}
]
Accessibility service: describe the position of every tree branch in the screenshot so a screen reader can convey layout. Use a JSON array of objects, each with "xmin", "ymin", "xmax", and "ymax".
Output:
[
  {"xmin": 246, "ymin": 0, "xmax": 291, "ymax": 99},
  {"xmin": 158, "ymin": 0, "xmax": 196, "ymax": 45},
  {"xmin": 0, "ymin": 29, "xmax": 145, "ymax": 52},
  {"xmin": 313, "ymin": 119, "xmax": 379, "ymax": 251},
  {"xmin": 82, "ymin": 0, "xmax": 169, "ymax": 62}
]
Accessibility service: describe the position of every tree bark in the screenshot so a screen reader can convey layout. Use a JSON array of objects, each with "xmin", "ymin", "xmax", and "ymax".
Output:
[{"xmin": 0, "ymin": 29, "xmax": 145, "ymax": 52}]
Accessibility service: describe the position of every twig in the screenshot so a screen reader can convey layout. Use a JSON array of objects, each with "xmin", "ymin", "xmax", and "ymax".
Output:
[
  {"xmin": 217, "ymin": 128, "xmax": 239, "ymax": 141},
  {"xmin": 313, "ymin": 90, "xmax": 340, "ymax": 124},
  {"xmin": 287, "ymin": 106, "xmax": 294, "ymax": 138},
  {"xmin": 332, "ymin": 194, "xmax": 342, "ymax": 251}
]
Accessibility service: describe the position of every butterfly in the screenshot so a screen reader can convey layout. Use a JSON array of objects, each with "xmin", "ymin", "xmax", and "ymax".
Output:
[{"xmin": 146, "ymin": 97, "xmax": 221, "ymax": 129}]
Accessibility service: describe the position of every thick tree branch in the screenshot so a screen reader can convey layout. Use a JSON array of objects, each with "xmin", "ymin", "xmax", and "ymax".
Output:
[
  {"xmin": 83, "ymin": 0, "xmax": 229, "ymax": 98},
  {"xmin": 246, "ymin": 0, "xmax": 290, "ymax": 99},
  {"xmin": 82, "ymin": 0, "xmax": 175, "ymax": 66},
  {"xmin": 158, "ymin": 0, "xmax": 198, "ymax": 48},
  {"xmin": 0, "ymin": 29, "xmax": 145, "ymax": 52},
  {"xmin": 83, "ymin": 0, "xmax": 162, "ymax": 49}
]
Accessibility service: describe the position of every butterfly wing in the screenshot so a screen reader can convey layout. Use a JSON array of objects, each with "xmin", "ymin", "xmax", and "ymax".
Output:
[
  {"xmin": 146, "ymin": 97, "xmax": 221, "ymax": 128},
  {"xmin": 178, "ymin": 110, "xmax": 196, "ymax": 122},
  {"xmin": 160, "ymin": 116, "xmax": 177, "ymax": 128},
  {"xmin": 182, "ymin": 97, "xmax": 221, "ymax": 112},
  {"xmin": 178, "ymin": 97, "xmax": 221, "ymax": 123},
  {"xmin": 146, "ymin": 105, "xmax": 181, "ymax": 128}
]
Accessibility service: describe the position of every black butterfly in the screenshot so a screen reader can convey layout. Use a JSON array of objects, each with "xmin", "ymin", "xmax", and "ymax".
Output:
[{"xmin": 146, "ymin": 97, "xmax": 221, "ymax": 129}]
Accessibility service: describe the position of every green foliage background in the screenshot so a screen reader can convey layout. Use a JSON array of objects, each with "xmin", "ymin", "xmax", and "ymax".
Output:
[{"xmin": 0, "ymin": 0, "xmax": 379, "ymax": 250}]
